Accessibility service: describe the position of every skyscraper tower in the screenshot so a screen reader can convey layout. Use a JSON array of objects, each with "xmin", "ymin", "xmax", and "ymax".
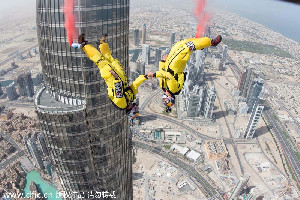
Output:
[
  {"xmin": 222, "ymin": 45, "xmax": 228, "ymax": 61},
  {"xmin": 142, "ymin": 24, "xmax": 146, "ymax": 44},
  {"xmin": 16, "ymin": 74, "xmax": 27, "ymax": 97},
  {"xmin": 155, "ymin": 48, "xmax": 162, "ymax": 65},
  {"xmin": 142, "ymin": 44, "xmax": 150, "ymax": 65},
  {"xmin": 202, "ymin": 86, "xmax": 216, "ymax": 119},
  {"xmin": 170, "ymin": 32, "xmax": 175, "ymax": 46},
  {"xmin": 244, "ymin": 100, "xmax": 264, "ymax": 139},
  {"xmin": 6, "ymin": 82, "xmax": 18, "ymax": 101},
  {"xmin": 35, "ymin": 1, "xmax": 132, "ymax": 199},
  {"xmin": 245, "ymin": 188, "xmax": 258, "ymax": 200},
  {"xmin": 239, "ymin": 67, "xmax": 254, "ymax": 98},
  {"xmin": 36, "ymin": 73, "xmax": 43, "ymax": 85},
  {"xmin": 38, "ymin": 133, "xmax": 49, "ymax": 157},
  {"xmin": 16, "ymin": 73, "xmax": 34, "ymax": 97},
  {"xmin": 27, "ymin": 138, "xmax": 45, "ymax": 170},
  {"xmin": 229, "ymin": 174, "xmax": 250, "ymax": 200},
  {"xmin": 247, "ymin": 78, "xmax": 264, "ymax": 113},
  {"xmin": 133, "ymin": 29, "xmax": 139, "ymax": 46}
]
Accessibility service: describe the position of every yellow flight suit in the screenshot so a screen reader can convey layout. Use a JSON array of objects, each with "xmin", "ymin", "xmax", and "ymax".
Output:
[
  {"xmin": 83, "ymin": 43, "xmax": 147, "ymax": 109},
  {"xmin": 155, "ymin": 37, "xmax": 212, "ymax": 95}
]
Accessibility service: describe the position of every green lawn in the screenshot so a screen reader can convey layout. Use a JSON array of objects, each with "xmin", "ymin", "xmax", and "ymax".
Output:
[{"xmin": 223, "ymin": 39, "xmax": 293, "ymax": 58}]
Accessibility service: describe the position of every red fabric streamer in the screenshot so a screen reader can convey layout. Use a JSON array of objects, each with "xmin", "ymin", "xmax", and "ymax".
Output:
[
  {"xmin": 63, "ymin": 0, "xmax": 77, "ymax": 46},
  {"xmin": 194, "ymin": 0, "xmax": 210, "ymax": 38}
]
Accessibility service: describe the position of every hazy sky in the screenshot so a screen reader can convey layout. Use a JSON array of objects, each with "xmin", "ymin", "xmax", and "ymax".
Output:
[
  {"xmin": 1, "ymin": 0, "xmax": 299, "ymax": 42},
  {"xmin": 207, "ymin": 0, "xmax": 300, "ymax": 42},
  {"xmin": 0, "ymin": 0, "xmax": 36, "ymax": 21}
]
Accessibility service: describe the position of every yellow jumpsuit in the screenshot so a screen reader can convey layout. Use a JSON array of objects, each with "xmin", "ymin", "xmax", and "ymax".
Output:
[
  {"xmin": 155, "ymin": 37, "xmax": 212, "ymax": 95},
  {"xmin": 82, "ymin": 43, "xmax": 147, "ymax": 109}
]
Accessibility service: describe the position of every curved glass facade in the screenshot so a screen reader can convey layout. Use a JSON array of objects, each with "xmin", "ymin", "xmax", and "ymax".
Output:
[{"xmin": 35, "ymin": 0, "xmax": 132, "ymax": 199}]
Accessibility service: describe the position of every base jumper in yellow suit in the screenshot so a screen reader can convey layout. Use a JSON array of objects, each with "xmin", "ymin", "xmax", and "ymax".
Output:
[
  {"xmin": 72, "ymin": 34, "xmax": 151, "ymax": 113},
  {"xmin": 151, "ymin": 35, "xmax": 222, "ymax": 112}
]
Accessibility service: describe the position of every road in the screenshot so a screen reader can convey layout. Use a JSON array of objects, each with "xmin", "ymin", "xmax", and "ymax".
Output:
[
  {"xmin": 0, "ymin": 131, "xmax": 22, "ymax": 152},
  {"xmin": 207, "ymin": 76, "xmax": 245, "ymax": 175},
  {"xmin": 0, "ymin": 151, "xmax": 25, "ymax": 170},
  {"xmin": 133, "ymin": 141, "xmax": 221, "ymax": 199},
  {"xmin": 264, "ymin": 84, "xmax": 300, "ymax": 134},
  {"xmin": 0, "ymin": 131, "xmax": 24, "ymax": 170},
  {"xmin": 263, "ymin": 109, "xmax": 300, "ymax": 183},
  {"xmin": 142, "ymin": 112, "xmax": 216, "ymax": 140}
]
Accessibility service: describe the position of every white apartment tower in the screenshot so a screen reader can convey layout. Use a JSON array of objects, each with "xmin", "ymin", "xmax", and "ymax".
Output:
[{"xmin": 244, "ymin": 100, "xmax": 264, "ymax": 139}]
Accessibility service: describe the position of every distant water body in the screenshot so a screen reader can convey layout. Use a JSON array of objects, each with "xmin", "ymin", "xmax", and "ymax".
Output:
[{"xmin": 208, "ymin": 0, "xmax": 300, "ymax": 43}]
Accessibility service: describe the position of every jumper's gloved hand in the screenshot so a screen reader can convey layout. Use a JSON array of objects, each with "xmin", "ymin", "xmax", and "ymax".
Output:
[
  {"xmin": 162, "ymin": 54, "xmax": 168, "ymax": 61},
  {"xmin": 146, "ymin": 71, "xmax": 154, "ymax": 79},
  {"xmin": 71, "ymin": 43, "xmax": 81, "ymax": 49}
]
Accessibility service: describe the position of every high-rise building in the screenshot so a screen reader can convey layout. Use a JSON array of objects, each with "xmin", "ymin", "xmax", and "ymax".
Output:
[
  {"xmin": 32, "ymin": 48, "xmax": 38, "ymax": 55},
  {"xmin": 245, "ymin": 187, "xmax": 258, "ymax": 200},
  {"xmin": 237, "ymin": 72, "xmax": 246, "ymax": 92},
  {"xmin": 142, "ymin": 44, "xmax": 150, "ymax": 65},
  {"xmin": 202, "ymin": 86, "xmax": 216, "ymax": 119},
  {"xmin": 17, "ymin": 73, "xmax": 34, "ymax": 97},
  {"xmin": 244, "ymin": 100, "xmax": 264, "ymax": 139},
  {"xmin": 247, "ymin": 78, "xmax": 264, "ymax": 113},
  {"xmin": 24, "ymin": 73, "xmax": 34, "ymax": 97},
  {"xmin": 170, "ymin": 32, "xmax": 175, "ymax": 46},
  {"xmin": 0, "ymin": 83, "xmax": 3, "ymax": 96},
  {"xmin": 155, "ymin": 48, "xmax": 162, "ymax": 65},
  {"xmin": 180, "ymin": 35, "xmax": 184, "ymax": 41},
  {"xmin": 24, "ymin": 135, "xmax": 32, "ymax": 158},
  {"xmin": 36, "ymin": 73, "xmax": 43, "ymax": 85},
  {"xmin": 229, "ymin": 174, "xmax": 250, "ymax": 200},
  {"xmin": 142, "ymin": 24, "xmax": 146, "ymax": 44},
  {"xmin": 35, "ymin": 1, "xmax": 132, "ymax": 199},
  {"xmin": 38, "ymin": 133, "xmax": 49, "ymax": 157},
  {"xmin": 17, "ymin": 74, "xmax": 27, "ymax": 97},
  {"xmin": 239, "ymin": 67, "xmax": 254, "ymax": 98},
  {"xmin": 27, "ymin": 50, "xmax": 32, "ymax": 58},
  {"xmin": 6, "ymin": 82, "xmax": 18, "ymax": 101},
  {"xmin": 186, "ymin": 86, "xmax": 204, "ymax": 117},
  {"xmin": 133, "ymin": 29, "xmax": 139, "ymax": 46},
  {"xmin": 27, "ymin": 138, "xmax": 44, "ymax": 170},
  {"xmin": 180, "ymin": 50, "xmax": 206, "ymax": 119},
  {"xmin": 222, "ymin": 45, "xmax": 228, "ymax": 61}
]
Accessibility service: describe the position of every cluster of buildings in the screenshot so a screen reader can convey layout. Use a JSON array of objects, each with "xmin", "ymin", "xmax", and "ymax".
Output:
[
  {"xmin": 204, "ymin": 140, "xmax": 228, "ymax": 160},
  {"xmin": 1, "ymin": 72, "xmax": 43, "ymax": 101},
  {"xmin": 235, "ymin": 66, "xmax": 266, "ymax": 139},
  {"xmin": 178, "ymin": 50, "xmax": 217, "ymax": 120},
  {"xmin": 129, "ymin": 24, "xmax": 176, "ymax": 82}
]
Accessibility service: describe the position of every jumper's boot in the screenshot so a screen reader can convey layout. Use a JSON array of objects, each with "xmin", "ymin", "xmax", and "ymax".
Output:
[
  {"xmin": 211, "ymin": 35, "xmax": 222, "ymax": 47},
  {"xmin": 71, "ymin": 33, "xmax": 88, "ymax": 49},
  {"xmin": 78, "ymin": 33, "xmax": 88, "ymax": 47},
  {"xmin": 100, "ymin": 33, "xmax": 108, "ymax": 44}
]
